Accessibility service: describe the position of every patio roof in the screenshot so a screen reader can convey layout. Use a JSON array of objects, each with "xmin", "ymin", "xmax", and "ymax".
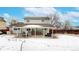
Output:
[{"xmin": 23, "ymin": 25, "xmax": 43, "ymax": 28}]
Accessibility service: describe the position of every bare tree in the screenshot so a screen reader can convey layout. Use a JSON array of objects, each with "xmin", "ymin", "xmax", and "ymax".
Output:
[
  {"xmin": 11, "ymin": 19, "xmax": 18, "ymax": 25},
  {"xmin": 9, "ymin": 16, "xmax": 19, "ymax": 29},
  {"xmin": 64, "ymin": 20, "xmax": 72, "ymax": 30},
  {"xmin": 10, "ymin": 16, "xmax": 18, "ymax": 25},
  {"xmin": 51, "ymin": 13, "xmax": 63, "ymax": 29}
]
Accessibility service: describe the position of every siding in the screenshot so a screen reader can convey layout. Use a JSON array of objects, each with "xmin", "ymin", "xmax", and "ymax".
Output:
[
  {"xmin": 24, "ymin": 19, "xmax": 51, "ymax": 24},
  {"xmin": 0, "ymin": 21, "xmax": 6, "ymax": 29}
]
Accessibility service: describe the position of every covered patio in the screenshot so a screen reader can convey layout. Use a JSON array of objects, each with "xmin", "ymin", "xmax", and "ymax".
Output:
[{"xmin": 13, "ymin": 25, "xmax": 56, "ymax": 38}]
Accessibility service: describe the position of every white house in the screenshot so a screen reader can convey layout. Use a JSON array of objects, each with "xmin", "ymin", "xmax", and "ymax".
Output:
[{"xmin": 12, "ymin": 16, "xmax": 58, "ymax": 38}]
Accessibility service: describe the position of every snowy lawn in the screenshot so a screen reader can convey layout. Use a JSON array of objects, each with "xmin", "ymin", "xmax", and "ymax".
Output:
[{"xmin": 0, "ymin": 34, "xmax": 79, "ymax": 51}]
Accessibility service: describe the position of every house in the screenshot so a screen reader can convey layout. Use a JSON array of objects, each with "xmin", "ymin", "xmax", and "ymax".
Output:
[
  {"xmin": 0, "ymin": 17, "xmax": 9, "ymax": 34},
  {"xmin": 10, "ymin": 22, "xmax": 25, "ymax": 34},
  {"xmin": 11, "ymin": 16, "xmax": 57, "ymax": 38}
]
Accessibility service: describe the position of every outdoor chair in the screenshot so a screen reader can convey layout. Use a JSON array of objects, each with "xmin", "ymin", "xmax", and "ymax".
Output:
[
  {"xmin": 22, "ymin": 32, "xmax": 26, "ymax": 37},
  {"xmin": 45, "ymin": 33, "xmax": 52, "ymax": 37}
]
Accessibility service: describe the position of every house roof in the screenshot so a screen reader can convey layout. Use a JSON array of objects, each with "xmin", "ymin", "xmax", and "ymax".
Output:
[
  {"xmin": 10, "ymin": 22, "xmax": 25, "ymax": 27},
  {"xmin": 24, "ymin": 16, "xmax": 51, "ymax": 20}
]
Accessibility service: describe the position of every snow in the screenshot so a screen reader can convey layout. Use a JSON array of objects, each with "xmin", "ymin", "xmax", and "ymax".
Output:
[
  {"xmin": 0, "ymin": 34, "xmax": 79, "ymax": 51},
  {"xmin": 23, "ymin": 25, "xmax": 43, "ymax": 28},
  {"xmin": 0, "ymin": 35, "xmax": 22, "ymax": 51}
]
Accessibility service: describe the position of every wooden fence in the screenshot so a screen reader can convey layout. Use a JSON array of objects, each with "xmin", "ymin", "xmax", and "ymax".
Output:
[{"xmin": 53, "ymin": 30, "xmax": 79, "ymax": 34}]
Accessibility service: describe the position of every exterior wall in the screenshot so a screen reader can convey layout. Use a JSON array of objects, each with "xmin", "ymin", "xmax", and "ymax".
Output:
[
  {"xmin": 24, "ymin": 18, "xmax": 51, "ymax": 24},
  {"xmin": 11, "ymin": 27, "xmax": 51, "ymax": 36},
  {"xmin": 0, "ymin": 21, "xmax": 6, "ymax": 29},
  {"xmin": 9, "ymin": 28, "xmax": 15, "ymax": 34},
  {"xmin": 24, "ymin": 17, "xmax": 52, "ymax": 24},
  {"xmin": 11, "ymin": 27, "xmax": 21, "ymax": 34}
]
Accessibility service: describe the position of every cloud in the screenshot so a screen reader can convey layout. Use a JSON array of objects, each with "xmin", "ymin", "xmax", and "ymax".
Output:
[
  {"xmin": 2, "ymin": 13, "xmax": 13, "ymax": 26},
  {"xmin": 3, "ymin": 13, "xmax": 10, "ymax": 18},
  {"xmin": 3, "ymin": 13, "xmax": 11, "ymax": 22},
  {"xmin": 66, "ymin": 12, "xmax": 79, "ymax": 17},
  {"xmin": 3, "ymin": 13, "xmax": 19, "ymax": 22},
  {"xmin": 24, "ymin": 7, "xmax": 57, "ymax": 16},
  {"xmin": 74, "ymin": 7, "xmax": 79, "ymax": 11},
  {"xmin": 24, "ymin": 7, "xmax": 79, "ymax": 26},
  {"xmin": 24, "ymin": 7, "xmax": 65, "ymax": 23},
  {"xmin": 63, "ymin": 11, "xmax": 79, "ymax": 23}
]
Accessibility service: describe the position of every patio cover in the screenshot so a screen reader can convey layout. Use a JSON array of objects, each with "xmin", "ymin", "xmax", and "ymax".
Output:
[{"xmin": 23, "ymin": 25, "xmax": 43, "ymax": 28}]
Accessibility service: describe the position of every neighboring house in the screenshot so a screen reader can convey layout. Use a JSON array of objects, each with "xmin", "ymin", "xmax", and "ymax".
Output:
[
  {"xmin": 0, "ymin": 17, "xmax": 9, "ymax": 34},
  {"xmin": 0, "ymin": 17, "xmax": 6, "ymax": 29},
  {"xmin": 10, "ymin": 22, "xmax": 25, "ymax": 34}
]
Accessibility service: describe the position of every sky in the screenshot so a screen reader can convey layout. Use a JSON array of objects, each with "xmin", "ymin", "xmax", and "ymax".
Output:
[{"xmin": 0, "ymin": 7, "xmax": 79, "ymax": 26}]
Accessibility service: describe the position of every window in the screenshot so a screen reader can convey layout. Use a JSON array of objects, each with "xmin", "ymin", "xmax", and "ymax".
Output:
[
  {"xmin": 44, "ymin": 28, "xmax": 47, "ymax": 30},
  {"xmin": 14, "ymin": 28, "xmax": 20, "ymax": 30},
  {"xmin": 17, "ymin": 28, "xmax": 20, "ymax": 30},
  {"xmin": 27, "ymin": 28, "xmax": 30, "ymax": 31},
  {"xmin": 14, "ymin": 28, "xmax": 17, "ymax": 30}
]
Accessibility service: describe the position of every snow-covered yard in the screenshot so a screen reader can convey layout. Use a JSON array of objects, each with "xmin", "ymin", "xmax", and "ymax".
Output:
[{"xmin": 0, "ymin": 34, "xmax": 79, "ymax": 51}]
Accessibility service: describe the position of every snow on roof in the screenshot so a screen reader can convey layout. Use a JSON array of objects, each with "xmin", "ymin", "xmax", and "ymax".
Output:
[{"xmin": 23, "ymin": 25, "xmax": 43, "ymax": 28}]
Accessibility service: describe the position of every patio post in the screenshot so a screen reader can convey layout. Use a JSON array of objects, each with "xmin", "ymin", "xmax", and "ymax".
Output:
[
  {"xmin": 52, "ymin": 28, "xmax": 53, "ymax": 37},
  {"xmin": 35, "ymin": 28, "xmax": 36, "ymax": 37},
  {"xmin": 30, "ymin": 28, "xmax": 32, "ymax": 37},
  {"xmin": 43, "ymin": 28, "xmax": 45, "ymax": 37},
  {"xmin": 25, "ymin": 28, "xmax": 27, "ymax": 37},
  {"xmin": 20, "ymin": 28, "xmax": 21, "ymax": 37},
  {"xmin": 48, "ymin": 28, "xmax": 49, "ymax": 33}
]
